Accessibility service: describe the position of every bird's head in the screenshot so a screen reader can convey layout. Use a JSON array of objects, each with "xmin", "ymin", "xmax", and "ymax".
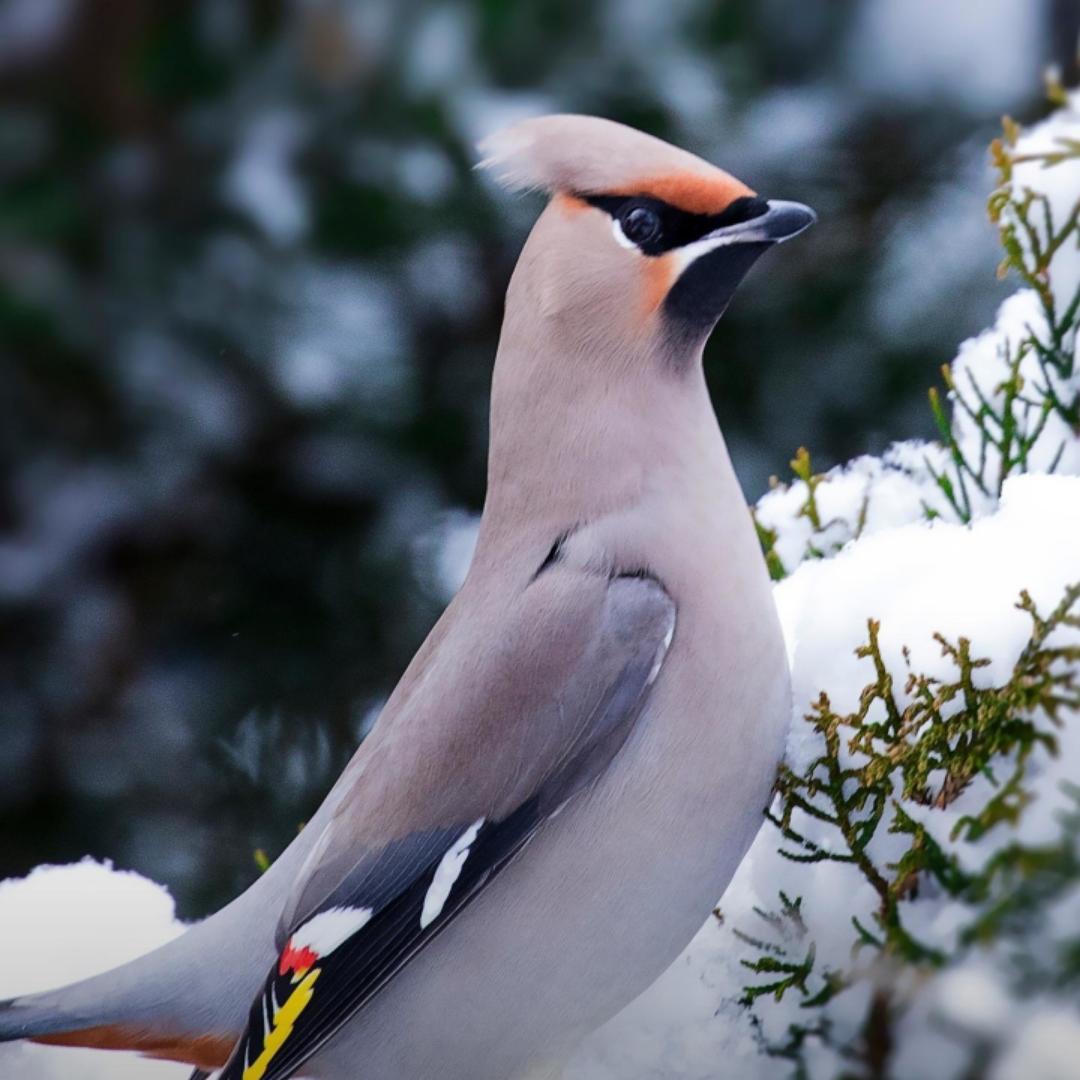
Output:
[{"xmin": 479, "ymin": 114, "xmax": 814, "ymax": 365}]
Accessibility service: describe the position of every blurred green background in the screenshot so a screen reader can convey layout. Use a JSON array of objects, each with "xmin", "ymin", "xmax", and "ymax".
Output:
[{"xmin": 1, "ymin": 0, "xmax": 1077, "ymax": 917}]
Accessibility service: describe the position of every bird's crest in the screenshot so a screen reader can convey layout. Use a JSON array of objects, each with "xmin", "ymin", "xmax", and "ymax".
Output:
[{"xmin": 477, "ymin": 114, "xmax": 754, "ymax": 215}]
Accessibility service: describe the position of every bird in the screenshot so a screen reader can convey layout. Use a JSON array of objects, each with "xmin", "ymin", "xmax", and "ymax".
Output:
[{"xmin": 0, "ymin": 114, "xmax": 812, "ymax": 1080}]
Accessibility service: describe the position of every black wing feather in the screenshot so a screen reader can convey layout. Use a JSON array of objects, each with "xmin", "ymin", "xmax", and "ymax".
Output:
[{"xmin": 220, "ymin": 797, "xmax": 542, "ymax": 1080}]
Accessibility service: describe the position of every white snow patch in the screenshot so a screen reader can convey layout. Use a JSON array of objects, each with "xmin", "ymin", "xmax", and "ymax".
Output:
[
  {"xmin": 0, "ymin": 860, "xmax": 184, "ymax": 997},
  {"xmin": 951, "ymin": 289, "xmax": 1080, "ymax": 482},
  {"xmin": 0, "ymin": 860, "xmax": 187, "ymax": 1078},
  {"xmin": 414, "ymin": 510, "xmax": 480, "ymax": 601},
  {"xmin": 754, "ymin": 440, "xmax": 956, "ymax": 576},
  {"xmin": 934, "ymin": 961, "xmax": 1013, "ymax": 1036},
  {"xmin": 1003, "ymin": 91, "xmax": 1080, "ymax": 319},
  {"xmin": 991, "ymin": 1007, "xmax": 1080, "ymax": 1080},
  {"xmin": 778, "ymin": 474, "xmax": 1080, "ymax": 737}
]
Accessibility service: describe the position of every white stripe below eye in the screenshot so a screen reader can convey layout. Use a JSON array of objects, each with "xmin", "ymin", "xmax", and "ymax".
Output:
[
  {"xmin": 611, "ymin": 218, "xmax": 639, "ymax": 251},
  {"xmin": 420, "ymin": 818, "xmax": 485, "ymax": 929},
  {"xmin": 670, "ymin": 232, "xmax": 735, "ymax": 276}
]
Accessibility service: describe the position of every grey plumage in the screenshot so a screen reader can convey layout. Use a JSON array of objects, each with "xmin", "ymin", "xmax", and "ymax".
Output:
[
  {"xmin": 219, "ymin": 570, "xmax": 675, "ymax": 1080},
  {"xmin": 0, "ymin": 114, "xmax": 811, "ymax": 1079}
]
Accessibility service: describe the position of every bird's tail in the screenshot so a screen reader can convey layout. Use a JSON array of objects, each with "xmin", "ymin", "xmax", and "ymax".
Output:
[
  {"xmin": 0, "ymin": 992, "xmax": 94, "ymax": 1044},
  {"xmin": 0, "ymin": 987, "xmax": 237, "ymax": 1069},
  {"xmin": 0, "ymin": 870, "xmax": 274, "ymax": 1071}
]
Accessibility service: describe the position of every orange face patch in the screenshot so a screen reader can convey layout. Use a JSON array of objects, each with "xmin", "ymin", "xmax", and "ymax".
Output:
[
  {"xmin": 34, "ymin": 1025, "xmax": 236, "ymax": 1069},
  {"xmin": 616, "ymin": 170, "xmax": 755, "ymax": 216},
  {"xmin": 641, "ymin": 253, "xmax": 676, "ymax": 316},
  {"xmin": 553, "ymin": 192, "xmax": 589, "ymax": 215}
]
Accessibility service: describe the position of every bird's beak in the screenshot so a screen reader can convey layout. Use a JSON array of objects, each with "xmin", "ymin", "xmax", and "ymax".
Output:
[
  {"xmin": 702, "ymin": 199, "xmax": 817, "ymax": 248},
  {"xmin": 663, "ymin": 199, "xmax": 815, "ymax": 337}
]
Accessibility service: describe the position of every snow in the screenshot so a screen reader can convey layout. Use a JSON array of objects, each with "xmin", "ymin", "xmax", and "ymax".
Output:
[
  {"xmin": 0, "ymin": 860, "xmax": 187, "ymax": 1079},
  {"xmin": 779, "ymin": 474, "xmax": 1080, "ymax": 724},
  {"xmin": 869, "ymin": 159, "xmax": 1006, "ymax": 347},
  {"xmin": 270, "ymin": 263, "xmax": 408, "ymax": 412},
  {"xmin": 402, "ymin": 4, "xmax": 474, "ymax": 97},
  {"xmin": 755, "ymin": 288, "xmax": 1078, "ymax": 579},
  {"xmin": 1004, "ymin": 92, "xmax": 1080, "ymax": 318},
  {"xmin": 413, "ymin": 509, "xmax": 480, "ymax": 601},
  {"xmin": 754, "ymin": 441, "xmax": 956, "ymax": 576},
  {"xmin": 756, "ymin": 91, "xmax": 1080, "ymax": 580},
  {"xmin": 950, "ymin": 289, "xmax": 1080, "ymax": 482},
  {"xmin": 933, "ymin": 960, "xmax": 1012, "ymax": 1036},
  {"xmin": 395, "ymin": 142, "xmax": 457, "ymax": 205},
  {"xmin": 991, "ymin": 1008, "xmax": 1080, "ymax": 1080}
]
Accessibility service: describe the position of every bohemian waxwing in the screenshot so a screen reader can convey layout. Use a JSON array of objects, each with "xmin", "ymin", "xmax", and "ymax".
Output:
[{"xmin": 0, "ymin": 114, "xmax": 813, "ymax": 1080}]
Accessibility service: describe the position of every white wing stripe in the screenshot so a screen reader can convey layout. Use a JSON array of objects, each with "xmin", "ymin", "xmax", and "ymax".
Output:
[
  {"xmin": 420, "ymin": 818, "xmax": 485, "ymax": 929},
  {"xmin": 292, "ymin": 905, "xmax": 374, "ymax": 957}
]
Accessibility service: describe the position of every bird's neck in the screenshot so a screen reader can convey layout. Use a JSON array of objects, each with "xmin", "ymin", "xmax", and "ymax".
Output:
[{"xmin": 476, "ymin": 312, "xmax": 741, "ymax": 558}]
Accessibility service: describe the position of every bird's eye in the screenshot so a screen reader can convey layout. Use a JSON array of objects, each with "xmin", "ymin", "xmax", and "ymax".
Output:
[{"xmin": 619, "ymin": 205, "xmax": 662, "ymax": 247}]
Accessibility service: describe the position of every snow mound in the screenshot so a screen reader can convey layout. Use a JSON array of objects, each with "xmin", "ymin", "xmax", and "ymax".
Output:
[{"xmin": 0, "ymin": 860, "xmax": 187, "ymax": 1079}]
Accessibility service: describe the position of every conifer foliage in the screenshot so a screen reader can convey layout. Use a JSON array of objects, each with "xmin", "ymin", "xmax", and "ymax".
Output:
[
  {"xmin": 572, "ymin": 87, "xmax": 1080, "ymax": 1080},
  {"xmin": 730, "ymin": 92, "xmax": 1080, "ymax": 1080}
]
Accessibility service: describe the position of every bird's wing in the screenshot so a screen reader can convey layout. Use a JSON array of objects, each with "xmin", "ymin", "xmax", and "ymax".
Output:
[{"xmin": 218, "ymin": 563, "xmax": 676, "ymax": 1080}]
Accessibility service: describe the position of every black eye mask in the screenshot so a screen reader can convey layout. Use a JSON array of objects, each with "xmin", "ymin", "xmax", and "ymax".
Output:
[{"xmin": 581, "ymin": 193, "xmax": 769, "ymax": 256}]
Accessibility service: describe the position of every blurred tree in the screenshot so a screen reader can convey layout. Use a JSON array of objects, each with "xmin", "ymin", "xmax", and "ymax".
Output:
[{"xmin": 0, "ymin": 0, "xmax": 1064, "ymax": 914}]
